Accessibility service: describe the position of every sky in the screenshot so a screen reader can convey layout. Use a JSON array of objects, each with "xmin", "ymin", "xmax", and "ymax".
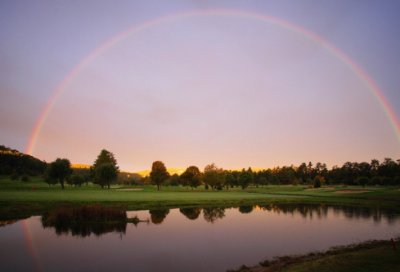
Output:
[{"xmin": 1, "ymin": 0, "xmax": 400, "ymax": 172}]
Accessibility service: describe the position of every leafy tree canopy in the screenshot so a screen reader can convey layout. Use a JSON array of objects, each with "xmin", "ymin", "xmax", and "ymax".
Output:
[{"xmin": 150, "ymin": 161, "xmax": 170, "ymax": 191}]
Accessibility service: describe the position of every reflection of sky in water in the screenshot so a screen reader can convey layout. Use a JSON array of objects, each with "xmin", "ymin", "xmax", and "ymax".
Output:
[{"xmin": 0, "ymin": 205, "xmax": 399, "ymax": 272}]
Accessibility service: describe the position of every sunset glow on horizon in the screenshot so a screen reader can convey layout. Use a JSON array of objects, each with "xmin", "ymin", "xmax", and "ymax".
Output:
[{"xmin": 1, "ymin": 1, "xmax": 400, "ymax": 172}]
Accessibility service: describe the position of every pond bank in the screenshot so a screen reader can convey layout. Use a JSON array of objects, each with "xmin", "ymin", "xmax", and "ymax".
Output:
[{"xmin": 227, "ymin": 238, "xmax": 400, "ymax": 272}]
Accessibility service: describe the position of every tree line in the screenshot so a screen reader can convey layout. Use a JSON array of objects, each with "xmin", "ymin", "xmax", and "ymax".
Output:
[
  {"xmin": 148, "ymin": 158, "xmax": 400, "ymax": 190},
  {"xmin": 5, "ymin": 143, "xmax": 398, "ymax": 189},
  {"xmin": 44, "ymin": 149, "xmax": 120, "ymax": 189}
]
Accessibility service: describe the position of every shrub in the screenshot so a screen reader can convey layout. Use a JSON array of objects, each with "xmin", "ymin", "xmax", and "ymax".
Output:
[
  {"xmin": 307, "ymin": 185, "xmax": 313, "ymax": 189},
  {"xmin": 21, "ymin": 174, "xmax": 31, "ymax": 182},
  {"xmin": 314, "ymin": 176, "xmax": 324, "ymax": 188},
  {"xmin": 292, "ymin": 178, "xmax": 300, "ymax": 186},
  {"xmin": 10, "ymin": 171, "xmax": 19, "ymax": 181},
  {"xmin": 357, "ymin": 176, "xmax": 369, "ymax": 188},
  {"xmin": 394, "ymin": 176, "xmax": 400, "ymax": 185},
  {"xmin": 217, "ymin": 185, "xmax": 222, "ymax": 190},
  {"xmin": 381, "ymin": 177, "xmax": 393, "ymax": 186},
  {"xmin": 370, "ymin": 176, "xmax": 381, "ymax": 185},
  {"xmin": 205, "ymin": 184, "xmax": 209, "ymax": 190},
  {"xmin": 259, "ymin": 259, "xmax": 270, "ymax": 267}
]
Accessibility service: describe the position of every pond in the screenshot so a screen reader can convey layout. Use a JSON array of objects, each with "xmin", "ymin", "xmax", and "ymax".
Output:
[{"xmin": 1, "ymin": 204, "xmax": 399, "ymax": 272}]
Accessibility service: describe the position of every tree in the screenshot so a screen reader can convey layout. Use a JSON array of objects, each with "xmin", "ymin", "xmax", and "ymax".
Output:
[
  {"xmin": 95, "ymin": 163, "xmax": 118, "ymax": 189},
  {"xmin": 169, "ymin": 174, "xmax": 180, "ymax": 186},
  {"xmin": 238, "ymin": 168, "xmax": 253, "ymax": 189},
  {"xmin": 150, "ymin": 161, "xmax": 170, "ymax": 191},
  {"xmin": 43, "ymin": 174, "xmax": 58, "ymax": 186},
  {"xmin": 357, "ymin": 176, "xmax": 369, "ymax": 188},
  {"xmin": 72, "ymin": 173, "xmax": 84, "ymax": 187},
  {"xmin": 180, "ymin": 166, "xmax": 201, "ymax": 190},
  {"xmin": 47, "ymin": 158, "xmax": 73, "ymax": 189},
  {"xmin": 203, "ymin": 163, "xmax": 225, "ymax": 191},
  {"xmin": 270, "ymin": 175, "xmax": 280, "ymax": 185},
  {"xmin": 92, "ymin": 149, "xmax": 119, "ymax": 188},
  {"xmin": 370, "ymin": 176, "xmax": 381, "ymax": 185},
  {"xmin": 307, "ymin": 161, "xmax": 313, "ymax": 179},
  {"xmin": 259, "ymin": 177, "xmax": 267, "ymax": 188},
  {"xmin": 314, "ymin": 176, "xmax": 325, "ymax": 188},
  {"xmin": 225, "ymin": 172, "xmax": 235, "ymax": 189},
  {"xmin": 93, "ymin": 149, "xmax": 119, "ymax": 170}
]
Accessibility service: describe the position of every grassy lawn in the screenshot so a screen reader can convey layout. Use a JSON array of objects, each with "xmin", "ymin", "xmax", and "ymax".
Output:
[
  {"xmin": 228, "ymin": 238, "xmax": 400, "ymax": 272},
  {"xmin": 1, "ymin": 176, "xmax": 400, "ymax": 219}
]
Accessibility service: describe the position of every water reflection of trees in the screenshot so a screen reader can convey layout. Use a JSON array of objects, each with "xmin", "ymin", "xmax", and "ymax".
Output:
[
  {"xmin": 256, "ymin": 204, "xmax": 400, "ymax": 224},
  {"xmin": 42, "ymin": 221, "xmax": 127, "ymax": 237},
  {"xmin": 238, "ymin": 206, "xmax": 253, "ymax": 214},
  {"xmin": 180, "ymin": 208, "xmax": 202, "ymax": 220},
  {"xmin": 203, "ymin": 207, "xmax": 225, "ymax": 223},
  {"xmin": 149, "ymin": 209, "xmax": 170, "ymax": 225},
  {"xmin": 0, "ymin": 218, "xmax": 24, "ymax": 227}
]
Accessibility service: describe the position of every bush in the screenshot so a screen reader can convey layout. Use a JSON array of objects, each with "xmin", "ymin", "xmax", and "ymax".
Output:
[
  {"xmin": 382, "ymin": 177, "xmax": 393, "ymax": 186},
  {"xmin": 307, "ymin": 184, "xmax": 313, "ymax": 189},
  {"xmin": 394, "ymin": 176, "xmax": 400, "ymax": 186},
  {"xmin": 292, "ymin": 178, "xmax": 300, "ymax": 186},
  {"xmin": 217, "ymin": 185, "xmax": 222, "ymax": 190},
  {"xmin": 370, "ymin": 176, "xmax": 381, "ymax": 185},
  {"xmin": 10, "ymin": 171, "xmax": 19, "ymax": 181},
  {"xmin": 21, "ymin": 174, "xmax": 31, "ymax": 182},
  {"xmin": 357, "ymin": 176, "xmax": 369, "ymax": 187},
  {"xmin": 259, "ymin": 259, "xmax": 270, "ymax": 267},
  {"xmin": 205, "ymin": 184, "xmax": 209, "ymax": 190},
  {"xmin": 314, "ymin": 176, "xmax": 324, "ymax": 188}
]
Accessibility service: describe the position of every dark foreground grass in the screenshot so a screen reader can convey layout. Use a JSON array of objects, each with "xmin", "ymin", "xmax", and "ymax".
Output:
[{"xmin": 227, "ymin": 238, "xmax": 400, "ymax": 272}]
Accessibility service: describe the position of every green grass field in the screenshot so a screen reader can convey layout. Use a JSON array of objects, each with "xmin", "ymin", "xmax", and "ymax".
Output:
[{"xmin": 1, "ymin": 176, "xmax": 400, "ymax": 219}]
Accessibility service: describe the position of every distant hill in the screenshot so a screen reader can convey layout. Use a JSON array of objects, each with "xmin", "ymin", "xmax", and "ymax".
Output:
[
  {"xmin": 135, "ymin": 168, "xmax": 270, "ymax": 177},
  {"xmin": 71, "ymin": 164, "xmax": 270, "ymax": 178},
  {"xmin": 71, "ymin": 164, "xmax": 91, "ymax": 169},
  {"xmin": 0, "ymin": 144, "xmax": 47, "ymax": 175},
  {"xmin": 136, "ymin": 168, "xmax": 185, "ymax": 177}
]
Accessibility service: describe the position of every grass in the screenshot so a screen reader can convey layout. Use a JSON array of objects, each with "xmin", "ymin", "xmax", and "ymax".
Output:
[
  {"xmin": 227, "ymin": 238, "xmax": 400, "ymax": 272},
  {"xmin": 1, "ymin": 176, "xmax": 400, "ymax": 219}
]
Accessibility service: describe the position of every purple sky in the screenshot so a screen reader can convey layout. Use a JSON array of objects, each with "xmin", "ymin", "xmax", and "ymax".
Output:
[{"xmin": 1, "ymin": 1, "xmax": 400, "ymax": 172}]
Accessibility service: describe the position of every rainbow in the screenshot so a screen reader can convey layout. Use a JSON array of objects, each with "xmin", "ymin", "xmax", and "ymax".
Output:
[
  {"xmin": 23, "ymin": 219, "xmax": 44, "ymax": 272},
  {"xmin": 25, "ymin": 9, "xmax": 400, "ymax": 154}
]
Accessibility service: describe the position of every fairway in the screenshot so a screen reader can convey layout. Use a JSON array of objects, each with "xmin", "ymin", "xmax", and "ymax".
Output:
[{"xmin": 1, "ymin": 176, "xmax": 400, "ymax": 220}]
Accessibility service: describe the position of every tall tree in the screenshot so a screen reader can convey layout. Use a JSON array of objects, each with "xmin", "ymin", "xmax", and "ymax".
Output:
[
  {"xmin": 92, "ymin": 149, "xmax": 119, "ymax": 188},
  {"xmin": 150, "ymin": 161, "xmax": 170, "ymax": 191},
  {"xmin": 47, "ymin": 158, "xmax": 73, "ymax": 189},
  {"xmin": 307, "ymin": 162, "xmax": 313, "ymax": 179},
  {"xmin": 93, "ymin": 149, "xmax": 119, "ymax": 170},
  {"xmin": 95, "ymin": 163, "xmax": 118, "ymax": 189}
]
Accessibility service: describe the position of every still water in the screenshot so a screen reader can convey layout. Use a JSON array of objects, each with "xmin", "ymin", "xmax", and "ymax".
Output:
[{"xmin": 1, "ymin": 204, "xmax": 399, "ymax": 272}]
